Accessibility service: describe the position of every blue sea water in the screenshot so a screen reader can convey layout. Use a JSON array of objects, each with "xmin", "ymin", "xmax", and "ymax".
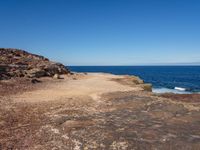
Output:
[{"xmin": 68, "ymin": 66, "xmax": 200, "ymax": 94}]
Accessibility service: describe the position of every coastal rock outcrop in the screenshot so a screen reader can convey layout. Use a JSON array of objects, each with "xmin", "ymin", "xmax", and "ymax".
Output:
[{"xmin": 0, "ymin": 48, "xmax": 70, "ymax": 80}]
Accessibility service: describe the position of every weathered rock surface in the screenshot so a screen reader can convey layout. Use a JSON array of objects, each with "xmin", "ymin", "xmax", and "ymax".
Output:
[
  {"xmin": 0, "ymin": 48, "xmax": 70, "ymax": 80},
  {"xmin": 111, "ymin": 76, "xmax": 152, "ymax": 91},
  {"xmin": 0, "ymin": 73, "xmax": 200, "ymax": 149}
]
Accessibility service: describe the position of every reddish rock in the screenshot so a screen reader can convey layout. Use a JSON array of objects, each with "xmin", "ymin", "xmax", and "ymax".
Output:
[{"xmin": 0, "ymin": 48, "xmax": 70, "ymax": 79}]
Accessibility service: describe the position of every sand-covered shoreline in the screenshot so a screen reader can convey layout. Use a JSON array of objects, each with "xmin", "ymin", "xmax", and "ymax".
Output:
[{"xmin": 1, "ymin": 73, "xmax": 200, "ymax": 149}]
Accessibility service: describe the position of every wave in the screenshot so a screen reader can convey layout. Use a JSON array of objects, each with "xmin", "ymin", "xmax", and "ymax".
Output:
[
  {"xmin": 174, "ymin": 87, "xmax": 186, "ymax": 91},
  {"xmin": 152, "ymin": 87, "xmax": 192, "ymax": 94}
]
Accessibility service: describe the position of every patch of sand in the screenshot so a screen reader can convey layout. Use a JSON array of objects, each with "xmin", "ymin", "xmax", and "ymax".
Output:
[{"xmin": 13, "ymin": 73, "xmax": 142, "ymax": 103}]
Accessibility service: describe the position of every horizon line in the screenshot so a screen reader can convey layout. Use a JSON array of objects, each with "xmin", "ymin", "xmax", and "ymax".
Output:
[{"xmin": 68, "ymin": 64, "xmax": 200, "ymax": 67}]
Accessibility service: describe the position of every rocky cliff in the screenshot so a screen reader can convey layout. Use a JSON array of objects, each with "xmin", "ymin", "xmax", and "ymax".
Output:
[{"xmin": 0, "ymin": 48, "xmax": 70, "ymax": 80}]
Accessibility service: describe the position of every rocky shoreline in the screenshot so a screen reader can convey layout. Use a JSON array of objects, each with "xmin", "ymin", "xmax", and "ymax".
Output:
[{"xmin": 1, "ymin": 49, "xmax": 200, "ymax": 149}]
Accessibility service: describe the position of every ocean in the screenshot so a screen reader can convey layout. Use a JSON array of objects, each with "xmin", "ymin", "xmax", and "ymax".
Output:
[{"xmin": 68, "ymin": 66, "xmax": 200, "ymax": 94}]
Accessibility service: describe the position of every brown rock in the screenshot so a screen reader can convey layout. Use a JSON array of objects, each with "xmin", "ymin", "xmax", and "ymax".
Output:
[
  {"xmin": 26, "ymin": 68, "xmax": 46, "ymax": 78},
  {"xmin": 131, "ymin": 76, "xmax": 144, "ymax": 84},
  {"xmin": 141, "ymin": 83, "xmax": 152, "ymax": 91},
  {"xmin": 0, "ymin": 48, "xmax": 70, "ymax": 80}
]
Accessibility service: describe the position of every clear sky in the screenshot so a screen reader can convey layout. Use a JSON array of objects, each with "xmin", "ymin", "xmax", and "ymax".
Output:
[{"xmin": 0, "ymin": 0, "xmax": 200, "ymax": 65}]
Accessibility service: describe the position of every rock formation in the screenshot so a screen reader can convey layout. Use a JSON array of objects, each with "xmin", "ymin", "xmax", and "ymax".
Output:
[{"xmin": 0, "ymin": 48, "xmax": 70, "ymax": 80}]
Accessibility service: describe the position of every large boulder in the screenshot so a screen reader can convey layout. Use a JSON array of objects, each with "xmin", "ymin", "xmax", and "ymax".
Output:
[{"xmin": 0, "ymin": 48, "xmax": 70, "ymax": 80}]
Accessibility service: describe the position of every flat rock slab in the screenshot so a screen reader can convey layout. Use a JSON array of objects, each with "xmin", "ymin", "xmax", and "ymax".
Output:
[{"xmin": 1, "ymin": 73, "xmax": 200, "ymax": 149}]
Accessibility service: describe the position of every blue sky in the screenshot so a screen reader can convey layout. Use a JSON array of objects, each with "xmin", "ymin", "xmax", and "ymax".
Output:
[{"xmin": 0, "ymin": 0, "xmax": 200, "ymax": 65}]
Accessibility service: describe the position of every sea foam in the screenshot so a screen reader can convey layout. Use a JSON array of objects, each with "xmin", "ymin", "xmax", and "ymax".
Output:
[
  {"xmin": 152, "ymin": 87, "xmax": 191, "ymax": 94},
  {"xmin": 174, "ymin": 87, "xmax": 186, "ymax": 91}
]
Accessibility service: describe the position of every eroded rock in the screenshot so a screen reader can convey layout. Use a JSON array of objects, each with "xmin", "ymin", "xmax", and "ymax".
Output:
[{"xmin": 0, "ymin": 48, "xmax": 70, "ymax": 79}]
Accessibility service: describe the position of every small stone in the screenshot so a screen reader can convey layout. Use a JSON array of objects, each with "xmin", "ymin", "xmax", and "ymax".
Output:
[
  {"xmin": 53, "ymin": 74, "xmax": 60, "ymax": 79},
  {"xmin": 31, "ymin": 79, "xmax": 41, "ymax": 84}
]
